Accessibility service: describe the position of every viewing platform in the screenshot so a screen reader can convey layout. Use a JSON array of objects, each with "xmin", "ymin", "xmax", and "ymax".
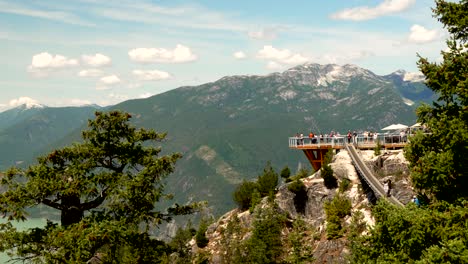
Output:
[{"xmin": 289, "ymin": 133, "xmax": 409, "ymax": 171}]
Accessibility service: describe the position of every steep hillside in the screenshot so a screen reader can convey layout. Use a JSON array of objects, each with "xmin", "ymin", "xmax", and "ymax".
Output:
[
  {"xmin": 110, "ymin": 63, "xmax": 418, "ymax": 215},
  {"xmin": 0, "ymin": 104, "xmax": 45, "ymax": 130},
  {"xmin": 0, "ymin": 63, "xmax": 424, "ymax": 216},
  {"xmin": 190, "ymin": 149, "xmax": 414, "ymax": 263},
  {"xmin": 383, "ymin": 70, "xmax": 436, "ymax": 106},
  {"xmin": 0, "ymin": 106, "xmax": 99, "ymax": 169}
]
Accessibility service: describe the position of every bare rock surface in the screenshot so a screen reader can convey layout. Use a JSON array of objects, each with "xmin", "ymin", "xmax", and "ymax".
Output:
[{"xmin": 198, "ymin": 149, "xmax": 416, "ymax": 263}]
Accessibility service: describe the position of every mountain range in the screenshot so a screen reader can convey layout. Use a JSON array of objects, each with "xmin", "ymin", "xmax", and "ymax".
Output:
[{"xmin": 0, "ymin": 63, "xmax": 434, "ymax": 216}]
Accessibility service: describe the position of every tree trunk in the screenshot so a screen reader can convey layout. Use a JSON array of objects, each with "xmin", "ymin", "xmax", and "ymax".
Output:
[{"xmin": 61, "ymin": 194, "xmax": 83, "ymax": 226}]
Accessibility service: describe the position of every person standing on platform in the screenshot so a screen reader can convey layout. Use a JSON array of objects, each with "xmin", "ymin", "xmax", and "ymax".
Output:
[{"xmin": 347, "ymin": 131, "xmax": 352, "ymax": 144}]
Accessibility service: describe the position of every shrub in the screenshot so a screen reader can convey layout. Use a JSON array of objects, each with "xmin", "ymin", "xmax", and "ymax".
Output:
[
  {"xmin": 321, "ymin": 164, "xmax": 338, "ymax": 189},
  {"xmin": 249, "ymin": 189, "xmax": 261, "ymax": 213},
  {"xmin": 233, "ymin": 180, "xmax": 258, "ymax": 211},
  {"xmin": 195, "ymin": 218, "xmax": 210, "ymax": 248},
  {"xmin": 286, "ymin": 168, "xmax": 310, "ymax": 183},
  {"xmin": 288, "ymin": 180, "xmax": 308, "ymax": 214},
  {"xmin": 243, "ymin": 205, "xmax": 286, "ymax": 263},
  {"xmin": 374, "ymin": 139, "xmax": 382, "ymax": 156},
  {"xmin": 324, "ymin": 194, "xmax": 352, "ymax": 239},
  {"xmin": 280, "ymin": 166, "xmax": 291, "ymax": 180},
  {"xmin": 326, "ymin": 214, "xmax": 343, "ymax": 239},
  {"xmin": 257, "ymin": 162, "xmax": 278, "ymax": 196},
  {"xmin": 325, "ymin": 194, "xmax": 352, "ymax": 218},
  {"xmin": 286, "ymin": 217, "xmax": 315, "ymax": 263},
  {"xmin": 324, "ymin": 149, "xmax": 334, "ymax": 165},
  {"xmin": 339, "ymin": 178, "xmax": 351, "ymax": 193}
]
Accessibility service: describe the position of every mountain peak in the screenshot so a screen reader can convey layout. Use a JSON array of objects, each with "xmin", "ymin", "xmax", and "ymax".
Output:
[
  {"xmin": 17, "ymin": 102, "xmax": 46, "ymax": 110},
  {"xmin": 387, "ymin": 69, "xmax": 424, "ymax": 83}
]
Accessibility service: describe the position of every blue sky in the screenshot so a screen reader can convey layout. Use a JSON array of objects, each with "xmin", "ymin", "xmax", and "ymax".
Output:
[{"xmin": 0, "ymin": 0, "xmax": 447, "ymax": 110}]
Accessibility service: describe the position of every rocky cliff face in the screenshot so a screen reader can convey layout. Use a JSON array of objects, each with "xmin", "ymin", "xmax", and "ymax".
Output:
[{"xmin": 193, "ymin": 148, "xmax": 413, "ymax": 263}]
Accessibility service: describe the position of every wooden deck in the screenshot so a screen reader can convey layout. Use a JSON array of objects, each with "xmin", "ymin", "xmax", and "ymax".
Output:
[{"xmin": 289, "ymin": 134, "xmax": 408, "ymax": 170}]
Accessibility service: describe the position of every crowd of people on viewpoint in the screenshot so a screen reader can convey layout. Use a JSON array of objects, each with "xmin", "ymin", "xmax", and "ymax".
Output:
[{"xmin": 293, "ymin": 128, "xmax": 414, "ymax": 146}]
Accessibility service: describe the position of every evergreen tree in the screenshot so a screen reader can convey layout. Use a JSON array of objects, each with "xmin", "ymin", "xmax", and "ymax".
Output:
[
  {"xmin": 352, "ymin": 2, "xmax": 468, "ymax": 262},
  {"xmin": 0, "ymin": 111, "xmax": 201, "ymax": 262},
  {"xmin": 405, "ymin": 0, "xmax": 468, "ymax": 203},
  {"xmin": 233, "ymin": 180, "xmax": 258, "ymax": 210},
  {"xmin": 280, "ymin": 166, "xmax": 291, "ymax": 181},
  {"xmin": 321, "ymin": 164, "xmax": 338, "ymax": 189},
  {"xmin": 257, "ymin": 161, "xmax": 279, "ymax": 197}
]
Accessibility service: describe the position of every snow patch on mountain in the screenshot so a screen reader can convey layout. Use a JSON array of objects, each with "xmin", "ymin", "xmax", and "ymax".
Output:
[
  {"xmin": 403, "ymin": 72, "xmax": 425, "ymax": 82},
  {"xmin": 391, "ymin": 69, "xmax": 425, "ymax": 82},
  {"xmin": 278, "ymin": 90, "xmax": 297, "ymax": 100},
  {"xmin": 403, "ymin": 97, "xmax": 414, "ymax": 106}
]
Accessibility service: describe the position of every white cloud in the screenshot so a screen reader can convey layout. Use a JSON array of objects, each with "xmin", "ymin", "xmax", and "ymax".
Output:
[
  {"xmin": 403, "ymin": 71, "xmax": 425, "ymax": 82},
  {"xmin": 132, "ymin": 69, "xmax": 171, "ymax": 81},
  {"xmin": 108, "ymin": 93, "xmax": 129, "ymax": 101},
  {"xmin": 408, "ymin": 24, "xmax": 441, "ymax": 44},
  {"xmin": 78, "ymin": 69, "xmax": 103, "ymax": 77},
  {"xmin": 69, "ymin": 98, "xmax": 93, "ymax": 106},
  {"xmin": 139, "ymin": 92, "xmax": 153, "ymax": 98},
  {"xmin": 233, "ymin": 51, "xmax": 247, "ymax": 59},
  {"xmin": 257, "ymin": 45, "xmax": 309, "ymax": 65},
  {"xmin": 319, "ymin": 50, "xmax": 375, "ymax": 64},
  {"xmin": 93, "ymin": 3, "xmax": 244, "ymax": 32},
  {"xmin": 266, "ymin": 61, "xmax": 284, "ymax": 70},
  {"xmin": 128, "ymin": 44, "xmax": 197, "ymax": 63},
  {"xmin": 9, "ymin": 96, "xmax": 41, "ymax": 108},
  {"xmin": 97, "ymin": 74, "xmax": 121, "ymax": 90},
  {"xmin": 331, "ymin": 0, "xmax": 416, "ymax": 21},
  {"xmin": 28, "ymin": 52, "xmax": 78, "ymax": 75},
  {"xmin": 82, "ymin": 53, "xmax": 111, "ymax": 67},
  {"xmin": 248, "ymin": 27, "xmax": 277, "ymax": 40},
  {"xmin": 0, "ymin": 1, "xmax": 95, "ymax": 27},
  {"xmin": 100, "ymin": 75, "xmax": 121, "ymax": 85}
]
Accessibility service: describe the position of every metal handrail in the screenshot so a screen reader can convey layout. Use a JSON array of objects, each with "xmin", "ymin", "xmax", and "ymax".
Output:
[{"xmin": 289, "ymin": 133, "xmax": 412, "ymax": 148}]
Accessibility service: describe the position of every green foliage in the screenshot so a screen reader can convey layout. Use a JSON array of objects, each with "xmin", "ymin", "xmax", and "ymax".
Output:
[
  {"xmin": 324, "ymin": 149, "xmax": 334, "ymax": 166},
  {"xmin": 233, "ymin": 162, "xmax": 279, "ymax": 211},
  {"xmin": 350, "ymin": 200, "xmax": 468, "ymax": 263},
  {"xmin": 339, "ymin": 178, "xmax": 351, "ymax": 193},
  {"xmin": 219, "ymin": 214, "xmax": 244, "ymax": 264},
  {"xmin": 286, "ymin": 168, "xmax": 310, "ymax": 183},
  {"xmin": 257, "ymin": 161, "xmax": 279, "ymax": 197},
  {"xmin": 0, "ymin": 111, "xmax": 202, "ymax": 262},
  {"xmin": 249, "ymin": 189, "xmax": 261, "ymax": 213},
  {"xmin": 321, "ymin": 164, "xmax": 338, "ymax": 189},
  {"xmin": 233, "ymin": 180, "xmax": 258, "ymax": 211},
  {"xmin": 288, "ymin": 180, "xmax": 308, "ymax": 214},
  {"xmin": 286, "ymin": 217, "xmax": 315, "ymax": 263},
  {"xmin": 351, "ymin": 3, "xmax": 468, "ymax": 262},
  {"xmin": 168, "ymin": 222, "xmax": 197, "ymax": 262},
  {"xmin": 348, "ymin": 210, "xmax": 366, "ymax": 240},
  {"xmin": 195, "ymin": 218, "xmax": 210, "ymax": 248},
  {"xmin": 404, "ymin": 0, "xmax": 468, "ymax": 203},
  {"xmin": 374, "ymin": 139, "xmax": 382, "ymax": 156},
  {"xmin": 324, "ymin": 194, "xmax": 351, "ymax": 239},
  {"xmin": 243, "ymin": 204, "xmax": 287, "ymax": 264},
  {"xmin": 280, "ymin": 166, "xmax": 291, "ymax": 180}
]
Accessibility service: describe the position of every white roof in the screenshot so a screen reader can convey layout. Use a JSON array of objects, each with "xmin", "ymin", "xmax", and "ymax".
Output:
[{"xmin": 381, "ymin": 123, "xmax": 408, "ymax": 130}]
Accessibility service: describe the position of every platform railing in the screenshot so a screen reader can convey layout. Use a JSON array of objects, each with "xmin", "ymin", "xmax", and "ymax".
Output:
[
  {"xmin": 289, "ymin": 133, "xmax": 412, "ymax": 148},
  {"xmin": 288, "ymin": 136, "xmax": 346, "ymax": 148}
]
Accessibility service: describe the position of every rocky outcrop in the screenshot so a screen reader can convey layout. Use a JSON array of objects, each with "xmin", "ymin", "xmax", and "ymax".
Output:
[
  {"xmin": 196, "ymin": 148, "xmax": 414, "ymax": 263},
  {"xmin": 197, "ymin": 150, "xmax": 379, "ymax": 263},
  {"xmin": 361, "ymin": 150, "xmax": 414, "ymax": 204}
]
